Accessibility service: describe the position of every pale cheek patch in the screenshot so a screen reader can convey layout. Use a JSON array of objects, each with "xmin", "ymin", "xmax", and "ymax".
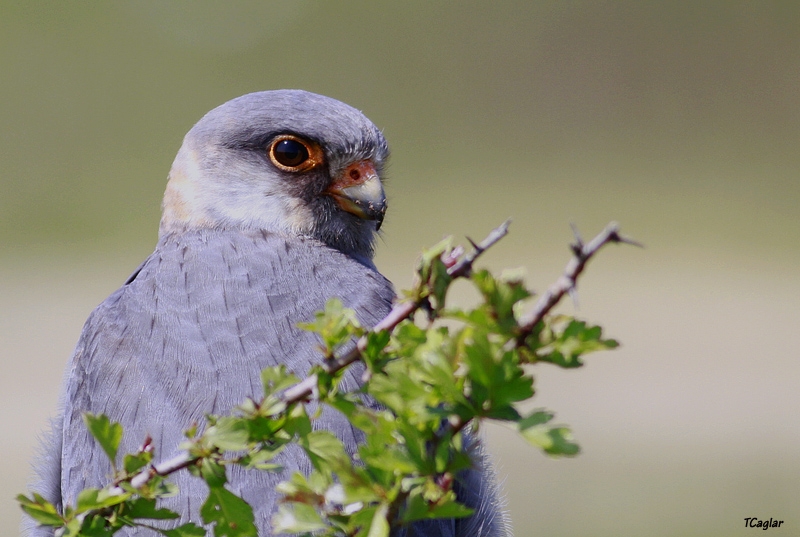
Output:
[
  {"xmin": 160, "ymin": 150, "xmax": 214, "ymax": 232},
  {"xmin": 227, "ymin": 191, "xmax": 314, "ymax": 235},
  {"xmin": 160, "ymin": 146, "xmax": 317, "ymax": 236},
  {"xmin": 282, "ymin": 197, "xmax": 315, "ymax": 232},
  {"xmin": 162, "ymin": 175, "xmax": 190, "ymax": 222}
]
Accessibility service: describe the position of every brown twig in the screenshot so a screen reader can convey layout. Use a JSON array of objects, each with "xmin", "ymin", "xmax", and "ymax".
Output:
[
  {"xmin": 516, "ymin": 221, "xmax": 640, "ymax": 345},
  {"xmin": 432, "ymin": 222, "xmax": 637, "ymax": 449}
]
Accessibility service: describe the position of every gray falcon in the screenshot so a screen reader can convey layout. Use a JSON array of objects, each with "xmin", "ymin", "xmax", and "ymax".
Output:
[{"xmin": 25, "ymin": 90, "xmax": 507, "ymax": 536}]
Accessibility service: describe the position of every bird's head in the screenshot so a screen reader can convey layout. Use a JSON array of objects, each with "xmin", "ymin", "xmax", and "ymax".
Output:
[{"xmin": 160, "ymin": 90, "xmax": 389, "ymax": 260}]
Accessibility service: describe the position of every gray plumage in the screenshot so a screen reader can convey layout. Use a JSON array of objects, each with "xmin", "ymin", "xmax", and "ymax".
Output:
[{"xmin": 24, "ymin": 90, "xmax": 508, "ymax": 536}]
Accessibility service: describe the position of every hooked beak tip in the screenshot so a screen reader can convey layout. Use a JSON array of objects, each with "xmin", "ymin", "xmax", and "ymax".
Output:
[{"xmin": 327, "ymin": 161, "xmax": 387, "ymax": 226}]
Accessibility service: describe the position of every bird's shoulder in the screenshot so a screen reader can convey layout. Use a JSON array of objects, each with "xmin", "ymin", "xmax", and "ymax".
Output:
[
  {"xmin": 67, "ymin": 228, "xmax": 395, "ymax": 388},
  {"xmin": 124, "ymin": 228, "xmax": 394, "ymax": 317}
]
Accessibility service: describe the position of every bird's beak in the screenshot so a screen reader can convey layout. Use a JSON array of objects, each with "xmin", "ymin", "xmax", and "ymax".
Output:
[{"xmin": 327, "ymin": 160, "xmax": 387, "ymax": 230}]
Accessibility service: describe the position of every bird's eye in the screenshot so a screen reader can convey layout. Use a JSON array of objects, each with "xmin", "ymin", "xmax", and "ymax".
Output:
[
  {"xmin": 273, "ymin": 139, "xmax": 308, "ymax": 167},
  {"xmin": 268, "ymin": 135, "xmax": 321, "ymax": 172}
]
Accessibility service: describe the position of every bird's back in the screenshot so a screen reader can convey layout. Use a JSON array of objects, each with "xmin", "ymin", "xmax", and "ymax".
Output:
[{"xmin": 33, "ymin": 228, "xmax": 394, "ymax": 535}]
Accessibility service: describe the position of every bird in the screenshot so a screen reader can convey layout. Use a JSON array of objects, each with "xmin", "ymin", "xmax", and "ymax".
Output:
[{"xmin": 24, "ymin": 90, "xmax": 508, "ymax": 536}]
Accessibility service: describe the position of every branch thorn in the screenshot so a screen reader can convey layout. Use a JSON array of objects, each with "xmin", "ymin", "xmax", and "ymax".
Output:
[
  {"xmin": 614, "ymin": 232, "xmax": 645, "ymax": 248},
  {"xmin": 568, "ymin": 286, "xmax": 580, "ymax": 309},
  {"xmin": 570, "ymin": 222, "xmax": 584, "ymax": 247}
]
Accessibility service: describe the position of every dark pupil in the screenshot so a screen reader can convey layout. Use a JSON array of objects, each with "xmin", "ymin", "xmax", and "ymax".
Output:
[{"xmin": 273, "ymin": 139, "xmax": 309, "ymax": 167}]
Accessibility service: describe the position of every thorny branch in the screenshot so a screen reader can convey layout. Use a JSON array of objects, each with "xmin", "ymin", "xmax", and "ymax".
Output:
[
  {"xmin": 439, "ymin": 221, "xmax": 639, "ymax": 442},
  {"xmin": 516, "ymin": 221, "xmax": 641, "ymax": 345},
  {"xmin": 120, "ymin": 220, "xmax": 635, "ymax": 497}
]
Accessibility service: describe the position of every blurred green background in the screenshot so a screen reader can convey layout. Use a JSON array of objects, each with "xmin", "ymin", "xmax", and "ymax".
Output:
[{"xmin": 2, "ymin": 2, "xmax": 798, "ymax": 535}]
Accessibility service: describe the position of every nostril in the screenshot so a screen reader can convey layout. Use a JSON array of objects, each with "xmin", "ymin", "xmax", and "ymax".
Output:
[{"xmin": 349, "ymin": 169, "xmax": 361, "ymax": 181}]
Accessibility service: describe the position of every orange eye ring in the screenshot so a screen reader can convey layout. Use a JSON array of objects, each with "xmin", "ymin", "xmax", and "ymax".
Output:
[{"xmin": 268, "ymin": 134, "xmax": 324, "ymax": 172}]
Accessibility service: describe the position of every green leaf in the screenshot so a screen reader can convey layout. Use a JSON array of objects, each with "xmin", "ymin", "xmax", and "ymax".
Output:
[
  {"xmin": 425, "ymin": 500, "xmax": 474, "ymax": 519},
  {"xmin": 429, "ymin": 259, "xmax": 453, "ymax": 314},
  {"xmin": 401, "ymin": 489, "xmax": 430, "ymax": 523},
  {"xmin": 200, "ymin": 486, "xmax": 257, "ymax": 537},
  {"xmin": 275, "ymin": 471, "xmax": 327, "ymax": 501},
  {"xmin": 205, "ymin": 416, "xmax": 251, "ymax": 451},
  {"xmin": 126, "ymin": 497, "xmax": 180, "ymax": 520},
  {"xmin": 362, "ymin": 330, "xmax": 392, "ymax": 372},
  {"xmin": 369, "ymin": 370, "xmax": 430, "ymax": 421},
  {"xmin": 403, "ymin": 487, "xmax": 474, "ymax": 524},
  {"xmin": 75, "ymin": 488, "xmax": 129, "ymax": 513},
  {"xmin": 16, "ymin": 493, "xmax": 64, "ymax": 526},
  {"xmin": 77, "ymin": 514, "xmax": 115, "ymax": 537},
  {"xmin": 518, "ymin": 410, "xmax": 554, "ymax": 428},
  {"xmin": 545, "ymin": 427, "xmax": 581, "ymax": 456},
  {"xmin": 258, "ymin": 397, "xmax": 287, "ymax": 418},
  {"xmin": 471, "ymin": 269, "xmax": 531, "ymax": 334},
  {"xmin": 83, "ymin": 413, "xmax": 123, "ymax": 466},
  {"xmin": 301, "ymin": 431, "xmax": 350, "ymax": 475},
  {"xmin": 326, "ymin": 392, "xmax": 359, "ymax": 420},
  {"xmin": 537, "ymin": 318, "xmax": 619, "ymax": 368},
  {"xmin": 242, "ymin": 415, "xmax": 281, "ymax": 443},
  {"xmin": 413, "ymin": 236, "xmax": 455, "ymax": 313},
  {"xmin": 272, "ymin": 502, "xmax": 327, "ymax": 534},
  {"xmin": 60, "ymin": 518, "xmax": 83, "ymax": 537},
  {"xmin": 159, "ymin": 523, "xmax": 208, "ymax": 537},
  {"xmin": 359, "ymin": 442, "xmax": 418, "ymax": 476},
  {"xmin": 391, "ymin": 320, "xmax": 427, "ymax": 354},
  {"xmin": 484, "ymin": 405, "xmax": 522, "ymax": 421},
  {"xmin": 416, "ymin": 237, "xmax": 453, "ymax": 284},
  {"xmin": 260, "ymin": 365, "xmax": 300, "ymax": 398},
  {"xmin": 519, "ymin": 411, "xmax": 580, "ymax": 456},
  {"xmin": 200, "ymin": 458, "xmax": 228, "ymax": 488},
  {"xmin": 239, "ymin": 448, "xmax": 284, "ymax": 471},
  {"xmin": 283, "ymin": 404, "xmax": 312, "ymax": 438},
  {"xmin": 297, "ymin": 298, "xmax": 363, "ymax": 356},
  {"xmin": 462, "ymin": 329, "xmax": 496, "ymax": 388},
  {"xmin": 489, "ymin": 354, "xmax": 534, "ymax": 409},
  {"xmin": 123, "ymin": 450, "xmax": 153, "ymax": 474},
  {"xmin": 434, "ymin": 434, "xmax": 453, "ymax": 474},
  {"xmin": 367, "ymin": 503, "xmax": 391, "ymax": 537}
]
